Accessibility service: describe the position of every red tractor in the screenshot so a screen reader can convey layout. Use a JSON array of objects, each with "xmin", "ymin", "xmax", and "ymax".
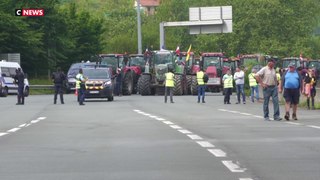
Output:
[
  {"xmin": 128, "ymin": 54, "xmax": 148, "ymax": 94},
  {"xmin": 174, "ymin": 51, "xmax": 195, "ymax": 95},
  {"xmin": 200, "ymin": 52, "xmax": 226, "ymax": 92},
  {"xmin": 99, "ymin": 54, "xmax": 134, "ymax": 95}
]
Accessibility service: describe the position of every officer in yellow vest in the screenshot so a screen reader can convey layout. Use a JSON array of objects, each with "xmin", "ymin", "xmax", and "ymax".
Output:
[
  {"xmin": 76, "ymin": 68, "xmax": 87, "ymax": 105},
  {"xmin": 164, "ymin": 67, "xmax": 175, "ymax": 103},
  {"xmin": 222, "ymin": 70, "xmax": 233, "ymax": 104},
  {"xmin": 196, "ymin": 67, "xmax": 206, "ymax": 103},
  {"xmin": 248, "ymin": 68, "xmax": 259, "ymax": 102}
]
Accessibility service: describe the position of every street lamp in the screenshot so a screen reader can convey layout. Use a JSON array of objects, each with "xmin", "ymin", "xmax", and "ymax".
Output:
[{"xmin": 136, "ymin": 0, "xmax": 142, "ymax": 54}]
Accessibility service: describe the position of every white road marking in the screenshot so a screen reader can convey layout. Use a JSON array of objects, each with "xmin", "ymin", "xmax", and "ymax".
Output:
[
  {"xmin": 222, "ymin": 160, "xmax": 246, "ymax": 172},
  {"xmin": 196, "ymin": 141, "xmax": 215, "ymax": 148},
  {"xmin": 229, "ymin": 111, "xmax": 240, "ymax": 113},
  {"xmin": 133, "ymin": 109, "xmax": 141, "ymax": 112},
  {"xmin": 170, "ymin": 125, "xmax": 182, "ymax": 129},
  {"xmin": 218, "ymin": 109, "xmax": 228, "ymax": 111},
  {"xmin": 25, "ymin": 123, "xmax": 31, "ymax": 127},
  {"xmin": 307, "ymin": 125, "xmax": 320, "ymax": 129},
  {"xmin": 163, "ymin": 121, "xmax": 174, "ymax": 125},
  {"xmin": 187, "ymin": 134, "xmax": 203, "ymax": 140},
  {"xmin": 19, "ymin": 123, "xmax": 27, "ymax": 128},
  {"xmin": 142, "ymin": 113, "xmax": 151, "ymax": 116},
  {"xmin": 239, "ymin": 178, "xmax": 254, "ymax": 180},
  {"xmin": 149, "ymin": 115, "xmax": 158, "ymax": 118},
  {"xmin": 208, "ymin": 149, "xmax": 227, "ymax": 157},
  {"xmin": 7, "ymin": 128, "xmax": 21, "ymax": 133},
  {"xmin": 37, "ymin": 117, "xmax": 47, "ymax": 120},
  {"xmin": 0, "ymin": 133, "xmax": 8, "ymax": 137},
  {"xmin": 253, "ymin": 115, "xmax": 264, "ymax": 119},
  {"xmin": 178, "ymin": 129, "xmax": 192, "ymax": 134},
  {"xmin": 31, "ymin": 119, "xmax": 40, "ymax": 124},
  {"xmin": 240, "ymin": 113, "xmax": 252, "ymax": 116},
  {"xmin": 286, "ymin": 122, "xmax": 302, "ymax": 126},
  {"xmin": 155, "ymin": 117, "xmax": 165, "ymax": 121}
]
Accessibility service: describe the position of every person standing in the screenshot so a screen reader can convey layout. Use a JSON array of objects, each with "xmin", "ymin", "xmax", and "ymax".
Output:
[
  {"xmin": 196, "ymin": 67, "xmax": 206, "ymax": 103},
  {"xmin": 115, "ymin": 68, "xmax": 122, "ymax": 96},
  {"xmin": 76, "ymin": 69, "xmax": 87, "ymax": 105},
  {"xmin": 164, "ymin": 68, "xmax": 174, "ymax": 103},
  {"xmin": 255, "ymin": 59, "xmax": 282, "ymax": 121},
  {"xmin": 248, "ymin": 69, "xmax": 259, "ymax": 102},
  {"xmin": 234, "ymin": 67, "xmax": 246, "ymax": 104},
  {"xmin": 279, "ymin": 63, "xmax": 303, "ymax": 120},
  {"xmin": 51, "ymin": 67, "xmax": 66, "ymax": 104},
  {"xmin": 223, "ymin": 70, "xmax": 233, "ymax": 104},
  {"xmin": 303, "ymin": 69, "xmax": 317, "ymax": 110},
  {"xmin": 14, "ymin": 68, "xmax": 25, "ymax": 105}
]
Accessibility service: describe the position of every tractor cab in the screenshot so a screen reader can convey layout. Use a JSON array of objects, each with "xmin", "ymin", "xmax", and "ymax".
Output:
[
  {"xmin": 281, "ymin": 57, "xmax": 301, "ymax": 70},
  {"xmin": 240, "ymin": 54, "xmax": 265, "ymax": 71}
]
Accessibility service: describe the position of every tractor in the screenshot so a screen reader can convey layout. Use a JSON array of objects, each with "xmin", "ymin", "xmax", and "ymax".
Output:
[
  {"xmin": 200, "ymin": 52, "xmax": 226, "ymax": 92},
  {"xmin": 128, "ymin": 54, "xmax": 148, "ymax": 94},
  {"xmin": 99, "ymin": 54, "xmax": 134, "ymax": 95},
  {"xmin": 138, "ymin": 49, "xmax": 183, "ymax": 95},
  {"xmin": 174, "ymin": 52, "xmax": 194, "ymax": 95}
]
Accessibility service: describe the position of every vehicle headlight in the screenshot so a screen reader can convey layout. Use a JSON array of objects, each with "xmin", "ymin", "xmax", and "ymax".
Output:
[{"xmin": 103, "ymin": 80, "xmax": 112, "ymax": 87}]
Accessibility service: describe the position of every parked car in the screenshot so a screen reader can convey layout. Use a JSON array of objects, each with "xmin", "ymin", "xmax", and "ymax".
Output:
[{"xmin": 0, "ymin": 60, "xmax": 29, "ymax": 97}]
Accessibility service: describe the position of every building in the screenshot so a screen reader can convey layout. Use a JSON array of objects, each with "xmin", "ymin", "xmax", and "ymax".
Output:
[{"xmin": 135, "ymin": 0, "xmax": 161, "ymax": 16}]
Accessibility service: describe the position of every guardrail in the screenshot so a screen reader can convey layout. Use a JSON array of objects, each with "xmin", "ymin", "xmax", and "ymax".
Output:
[{"xmin": 29, "ymin": 85, "xmax": 54, "ymax": 89}]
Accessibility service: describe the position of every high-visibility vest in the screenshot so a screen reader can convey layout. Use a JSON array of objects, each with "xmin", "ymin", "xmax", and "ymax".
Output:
[
  {"xmin": 165, "ymin": 72, "xmax": 174, "ymax": 87},
  {"xmin": 224, "ymin": 74, "xmax": 233, "ymax": 88},
  {"xmin": 248, "ymin": 73, "xmax": 258, "ymax": 87},
  {"xmin": 276, "ymin": 73, "xmax": 280, "ymax": 82},
  {"xmin": 76, "ymin": 73, "xmax": 83, "ymax": 89},
  {"xmin": 197, "ymin": 71, "xmax": 205, "ymax": 85}
]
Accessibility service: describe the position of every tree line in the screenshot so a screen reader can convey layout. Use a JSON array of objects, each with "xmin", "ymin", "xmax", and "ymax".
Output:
[{"xmin": 0, "ymin": 0, "xmax": 319, "ymax": 77}]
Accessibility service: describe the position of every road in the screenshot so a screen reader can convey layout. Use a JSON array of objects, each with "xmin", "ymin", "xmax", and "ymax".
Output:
[{"xmin": 0, "ymin": 94, "xmax": 319, "ymax": 180}]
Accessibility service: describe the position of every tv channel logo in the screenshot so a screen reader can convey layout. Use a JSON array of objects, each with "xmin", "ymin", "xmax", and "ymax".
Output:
[{"xmin": 15, "ymin": 9, "xmax": 45, "ymax": 17}]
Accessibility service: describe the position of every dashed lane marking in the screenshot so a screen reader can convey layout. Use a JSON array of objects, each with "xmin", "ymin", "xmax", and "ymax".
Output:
[
  {"xmin": 163, "ymin": 121, "xmax": 174, "ymax": 125},
  {"xmin": 222, "ymin": 160, "xmax": 247, "ymax": 173},
  {"xmin": 19, "ymin": 123, "xmax": 27, "ymax": 128},
  {"xmin": 170, "ymin": 125, "xmax": 182, "ymax": 129},
  {"xmin": 187, "ymin": 134, "xmax": 203, "ymax": 140},
  {"xmin": 178, "ymin": 129, "xmax": 192, "ymax": 134},
  {"xmin": 208, "ymin": 149, "xmax": 227, "ymax": 157},
  {"xmin": 0, "ymin": 133, "xmax": 8, "ymax": 137},
  {"xmin": 7, "ymin": 128, "xmax": 20, "ymax": 133},
  {"xmin": 240, "ymin": 113, "xmax": 252, "ymax": 116},
  {"xmin": 196, "ymin": 141, "xmax": 215, "ymax": 148},
  {"xmin": 239, "ymin": 178, "xmax": 254, "ymax": 180},
  {"xmin": 286, "ymin": 122, "xmax": 302, "ymax": 126},
  {"xmin": 307, "ymin": 125, "xmax": 320, "ymax": 129}
]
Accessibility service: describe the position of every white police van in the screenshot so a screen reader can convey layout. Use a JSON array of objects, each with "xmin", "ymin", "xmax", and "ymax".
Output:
[{"xmin": 0, "ymin": 60, "xmax": 29, "ymax": 97}]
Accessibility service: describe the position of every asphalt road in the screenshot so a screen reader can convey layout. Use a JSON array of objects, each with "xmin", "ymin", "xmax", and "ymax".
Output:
[{"xmin": 0, "ymin": 94, "xmax": 319, "ymax": 180}]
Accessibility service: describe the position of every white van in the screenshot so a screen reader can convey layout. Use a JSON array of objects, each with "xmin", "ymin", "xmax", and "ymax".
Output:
[{"xmin": 0, "ymin": 60, "xmax": 29, "ymax": 97}]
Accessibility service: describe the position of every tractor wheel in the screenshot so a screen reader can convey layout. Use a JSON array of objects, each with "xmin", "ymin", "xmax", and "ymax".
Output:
[
  {"xmin": 173, "ymin": 74, "xmax": 183, "ymax": 95},
  {"xmin": 132, "ymin": 72, "xmax": 138, "ymax": 94},
  {"xmin": 138, "ymin": 75, "xmax": 151, "ymax": 96},
  {"xmin": 122, "ymin": 72, "xmax": 133, "ymax": 95},
  {"xmin": 190, "ymin": 76, "xmax": 198, "ymax": 95},
  {"xmin": 186, "ymin": 75, "xmax": 192, "ymax": 95}
]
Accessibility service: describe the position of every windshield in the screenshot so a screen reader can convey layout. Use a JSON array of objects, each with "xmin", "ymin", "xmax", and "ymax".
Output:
[
  {"xmin": 130, "ymin": 56, "xmax": 145, "ymax": 66},
  {"xmin": 223, "ymin": 61, "xmax": 234, "ymax": 68},
  {"xmin": 100, "ymin": 56, "xmax": 118, "ymax": 67},
  {"xmin": 203, "ymin": 57, "xmax": 221, "ymax": 69},
  {"xmin": 154, "ymin": 53, "xmax": 173, "ymax": 65},
  {"xmin": 308, "ymin": 61, "xmax": 319, "ymax": 69},
  {"xmin": 283, "ymin": 59, "xmax": 300, "ymax": 68},
  {"xmin": 241, "ymin": 57, "xmax": 258, "ymax": 66},
  {"xmin": 83, "ymin": 68, "xmax": 110, "ymax": 79}
]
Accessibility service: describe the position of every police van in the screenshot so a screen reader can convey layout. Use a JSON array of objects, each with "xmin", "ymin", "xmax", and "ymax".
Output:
[{"xmin": 0, "ymin": 60, "xmax": 29, "ymax": 97}]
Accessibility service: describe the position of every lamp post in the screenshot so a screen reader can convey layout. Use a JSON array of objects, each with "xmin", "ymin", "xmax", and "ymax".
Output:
[{"xmin": 136, "ymin": 0, "xmax": 142, "ymax": 54}]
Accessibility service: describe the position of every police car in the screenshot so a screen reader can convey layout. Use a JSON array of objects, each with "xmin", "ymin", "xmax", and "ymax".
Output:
[
  {"xmin": 82, "ymin": 67, "xmax": 114, "ymax": 101},
  {"xmin": 0, "ymin": 60, "xmax": 29, "ymax": 97}
]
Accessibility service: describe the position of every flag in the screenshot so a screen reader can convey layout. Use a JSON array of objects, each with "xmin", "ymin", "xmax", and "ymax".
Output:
[
  {"xmin": 186, "ymin": 44, "xmax": 192, "ymax": 61},
  {"xmin": 175, "ymin": 46, "xmax": 180, "ymax": 56}
]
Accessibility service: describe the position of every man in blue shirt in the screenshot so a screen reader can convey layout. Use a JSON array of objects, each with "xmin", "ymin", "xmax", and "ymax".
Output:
[{"xmin": 279, "ymin": 63, "xmax": 303, "ymax": 120}]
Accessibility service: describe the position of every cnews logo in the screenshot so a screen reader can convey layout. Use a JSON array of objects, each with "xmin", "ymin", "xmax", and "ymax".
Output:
[{"xmin": 15, "ymin": 9, "xmax": 45, "ymax": 16}]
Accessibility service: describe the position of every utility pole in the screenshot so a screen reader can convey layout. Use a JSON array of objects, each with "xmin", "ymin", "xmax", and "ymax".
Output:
[{"xmin": 136, "ymin": 0, "xmax": 142, "ymax": 54}]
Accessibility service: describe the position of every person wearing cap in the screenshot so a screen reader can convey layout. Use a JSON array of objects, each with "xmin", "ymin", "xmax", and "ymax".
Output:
[
  {"xmin": 279, "ymin": 63, "xmax": 303, "ymax": 120},
  {"xmin": 255, "ymin": 59, "xmax": 282, "ymax": 121}
]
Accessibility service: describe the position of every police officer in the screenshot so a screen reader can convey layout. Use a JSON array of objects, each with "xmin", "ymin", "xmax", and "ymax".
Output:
[
  {"xmin": 196, "ymin": 67, "xmax": 206, "ymax": 103},
  {"xmin": 76, "ymin": 69, "xmax": 87, "ymax": 105},
  {"xmin": 51, "ymin": 67, "xmax": 66, "ymax": 104},
  {"xmin": 164, "ymin": 67, "xmax": 174, "ymax": 103},
  {"xmin": 14, "ymin": 68, "xmax": 25, "ymax": 105}
]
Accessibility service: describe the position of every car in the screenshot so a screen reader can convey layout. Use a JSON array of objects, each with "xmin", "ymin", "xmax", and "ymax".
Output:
[
  {"xmin": 65, "ymin": 61, "xmax": 101, "ymax": 93},
  {"xmin": 82, "ymin": 67, "xmax": 114, "ymax": 101},
  {"xmin": 0, "ymin": 60, "xmax": 29, "ymax": 97}
]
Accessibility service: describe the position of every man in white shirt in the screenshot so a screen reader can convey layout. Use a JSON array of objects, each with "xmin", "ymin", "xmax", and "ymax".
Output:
[{"xmin": 234, "ymin": 67, "xmax": 246, "ymax": 104}]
